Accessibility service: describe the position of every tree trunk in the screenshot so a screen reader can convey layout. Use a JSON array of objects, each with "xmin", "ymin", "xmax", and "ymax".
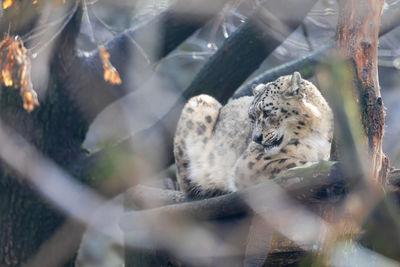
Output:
[
  {"xmin": 0, "ymin": 61, "xmax": 84, "ymax": 266},
  {"xmin": 0, "ymin": 4, "xmax": 87, "ymax": 266},
  {"xmin": 335, "ymin": 0, "xmax": 389, "ymax": 184}
]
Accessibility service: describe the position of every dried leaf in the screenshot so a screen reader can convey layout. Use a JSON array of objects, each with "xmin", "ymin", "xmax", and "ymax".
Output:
[
  {"xmin": 22, "ymin": 90, "xmax": 39, "ymax": 113},
  {"xmin": 2, "ymin": 0, "xmax": 15, "ymax": 9},
  {"xmin": 0, "ymin": 36, "xmax": 40, "ymax": 112},
  {"xmin": 1, "ymin": 69, "xmax": 13, "ymax": 87},
  {"xmin": 99, "ymin": 45, "xmax": 122, "ymax": 85}
]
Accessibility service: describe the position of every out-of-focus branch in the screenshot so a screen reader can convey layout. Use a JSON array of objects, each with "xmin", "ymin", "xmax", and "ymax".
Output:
[{"xmin": 233, "ymin": 1, "xmax": 400, "ymax": 99}]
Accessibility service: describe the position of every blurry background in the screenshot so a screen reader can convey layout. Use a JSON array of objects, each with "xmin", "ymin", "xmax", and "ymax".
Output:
[{"xmin": 1, "ymin": 0, "xmax": 400, "ymax": 266}]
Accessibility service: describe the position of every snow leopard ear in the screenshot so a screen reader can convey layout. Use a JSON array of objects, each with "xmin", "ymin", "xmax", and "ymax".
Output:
[
  {"xmin": 284, "ymin": 72, "xmax": 305, "ymax": 99},
  {"xmin": 291, "ymin": 72, "xmax": 302, "ymax": 87},
  {"xmin": 252, "ymin": 84, "xmax": 266, "ymax": 95}
]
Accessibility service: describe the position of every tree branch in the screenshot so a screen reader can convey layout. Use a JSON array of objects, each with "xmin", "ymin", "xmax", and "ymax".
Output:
[
  {"xmin": 233, "ymin": 1, "xmax": 400, "ymax": 99},
  {"xmin": 121, "ymin": 163, "xmax": 400, "ymax": 226},
  {"xmin": 120, "ymin": 161, "xmax": 342, "ymax": 224}
]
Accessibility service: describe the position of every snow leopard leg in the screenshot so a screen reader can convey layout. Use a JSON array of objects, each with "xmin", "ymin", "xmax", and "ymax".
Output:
[{"xmin": 174, "ymin": 95, "xmax": 222, "ymax": 198}]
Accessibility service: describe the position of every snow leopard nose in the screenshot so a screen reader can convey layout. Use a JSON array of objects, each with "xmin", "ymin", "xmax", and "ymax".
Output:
[{"xmin": 252, "ymin": 134, "xmax": 263, "ymax": 144}]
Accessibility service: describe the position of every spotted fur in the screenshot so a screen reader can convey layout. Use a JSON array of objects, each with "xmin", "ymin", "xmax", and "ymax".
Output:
[{"xmin": 173, "ymin": 72, "xmax": 333, "ymax": 199}]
